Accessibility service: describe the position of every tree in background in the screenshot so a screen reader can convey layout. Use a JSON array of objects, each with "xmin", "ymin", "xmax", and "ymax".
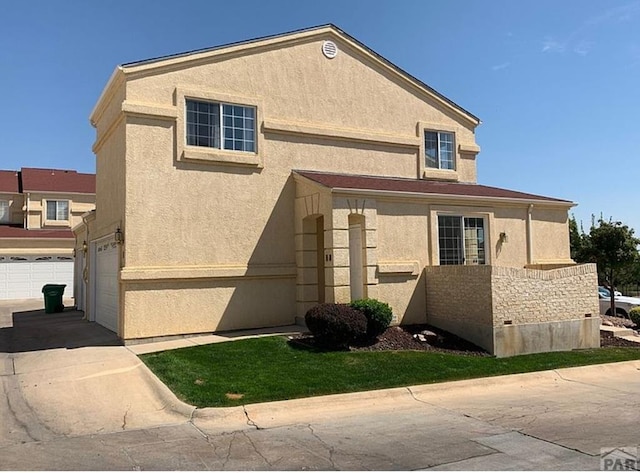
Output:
[{"xmin": 576, "ymin": 218, "xmax": 640, "ymax": 316}]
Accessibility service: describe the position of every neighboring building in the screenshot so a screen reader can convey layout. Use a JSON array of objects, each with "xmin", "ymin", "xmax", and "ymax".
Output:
[
  {"xmin": 0, "ymin": 168, "xmax": 96, "ymax": 299},
  {"xmin": 78, "ymin": 25, "xmax": 599, "ymax": 356}
]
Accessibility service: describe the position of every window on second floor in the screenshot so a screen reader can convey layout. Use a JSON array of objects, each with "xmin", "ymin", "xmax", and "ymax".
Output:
[
  {"xmin": 46, "ymin": 200, "xmax": 69, "ymax": 221},
  {"xmin": 186, "ymin": 99, "xmax": 256, "ymax": 153},
  {"xmin": 425, "ymin": 131, "xmax": 455, "ymax": 170},
  {"xmin": 0, "ymin": 201, "xmax": 8, "ymax": 223}
]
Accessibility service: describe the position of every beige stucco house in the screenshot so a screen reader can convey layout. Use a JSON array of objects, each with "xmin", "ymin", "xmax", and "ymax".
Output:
[
  {"xmin": 78, "ymin": 25, "xmax": 599, "ymax": 356},
  {"xmin": 0, "ymin": 168, "xmax": 95, "ymax": 299}
]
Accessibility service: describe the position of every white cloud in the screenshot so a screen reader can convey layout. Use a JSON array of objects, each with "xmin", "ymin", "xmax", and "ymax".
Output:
[
  {"xmin": 541, "ymin": 38, "xmax": 566, "ymax": 53},
  {"xmin": 491, "ymin": 62, "xmax": 510, "ymax": 71}
]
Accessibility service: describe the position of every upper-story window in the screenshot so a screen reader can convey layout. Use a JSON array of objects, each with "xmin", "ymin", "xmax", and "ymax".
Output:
[
  {"xmin": 0, "ymin": 201, "xmax": 8, "ymax": 223},
  {"xmin": 425, "ymin": 131, "xmax": 455, "ymax": 170},
  {"xmin": 186, "ymin": 99, "xmax": 256, "ymax": 153},
  {"xmin": 46, "ymin": 200, "xmax": 69, "ymax": 221}
]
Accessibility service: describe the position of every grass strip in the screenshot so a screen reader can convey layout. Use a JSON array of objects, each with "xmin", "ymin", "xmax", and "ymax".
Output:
[{"xmin": 140, "ymin": 336, "xmax": 640, "ymax": 408}]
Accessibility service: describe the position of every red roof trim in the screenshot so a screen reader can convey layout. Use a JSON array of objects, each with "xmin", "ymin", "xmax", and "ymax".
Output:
[
  {"xmin": 295, "ymin": 170, "xmax": 572, "ymax": 204},
  {"xmin": 0, "ymin": 171, "xmax": 19, "ymax": 193},
  {"xmin": 20, "ymin": 168, "xmax": 96, "ymax": 194}
]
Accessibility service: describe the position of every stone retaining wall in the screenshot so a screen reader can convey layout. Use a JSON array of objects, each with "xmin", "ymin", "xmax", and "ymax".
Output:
[{"xmin": 424, "ymin": 263, "xmax": 600, "ymax": 357}]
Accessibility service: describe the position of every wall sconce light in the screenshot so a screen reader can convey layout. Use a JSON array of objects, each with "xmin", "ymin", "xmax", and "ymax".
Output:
[
  {"xmin": 82, "ymin": 240, "xmax": 88, "ymax": 254},
  {"xmin": 499, "ymin": 232, "xmax": 508, "ymax": 244},
  {"xmin": 115, "ymin": 227, "xmax": 124, "ymax": 244}
]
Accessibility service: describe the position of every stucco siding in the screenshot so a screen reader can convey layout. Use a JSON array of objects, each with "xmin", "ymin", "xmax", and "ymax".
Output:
[{"xmin": 121, "ymin": 277, "xmax": 296, "ymax": 340}]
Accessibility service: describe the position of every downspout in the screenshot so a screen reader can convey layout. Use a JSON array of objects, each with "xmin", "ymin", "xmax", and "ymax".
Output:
[{"xmin": 526, "ymin": 204, "xmax": 534, "ymax": 265}]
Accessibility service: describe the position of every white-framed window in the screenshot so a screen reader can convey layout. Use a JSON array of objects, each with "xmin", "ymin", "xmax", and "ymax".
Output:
[
  {"xmin": 0, "ymin": 200, "xmax": 8, "ymax": 223},
  {"xmin": 46, "ymin": 200, "xmax": 69, "ymax": 221},
  {"xmin": 425, "ymin": 130, "xmax": 455, "ymax": 170},
  {"xmin": 186, "ymin": 99, "xmax": 256, "ymax": 152},
  {"xmin": 438, "ymin": 215, "xmax": 486, "ymax": 265}
]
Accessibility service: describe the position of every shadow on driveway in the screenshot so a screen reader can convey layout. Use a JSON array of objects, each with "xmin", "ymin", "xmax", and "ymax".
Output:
[{"xmin": 0, "ymin": 307, "xmax": 121, "ymax": 353}]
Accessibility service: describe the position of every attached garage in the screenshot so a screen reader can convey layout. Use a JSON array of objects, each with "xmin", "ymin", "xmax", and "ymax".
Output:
[
  {"xmin": 92, "ymin": 236, "xmax": 119, "ymax": 332},
  {"xmin": 0, "ymin": 255, "xmax": 74, "ymax": 299}
]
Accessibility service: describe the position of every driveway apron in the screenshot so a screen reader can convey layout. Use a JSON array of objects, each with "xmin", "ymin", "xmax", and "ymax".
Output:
[{"xmin": 0, "ymin": 300, "xmax": 191, "ymax": 448}]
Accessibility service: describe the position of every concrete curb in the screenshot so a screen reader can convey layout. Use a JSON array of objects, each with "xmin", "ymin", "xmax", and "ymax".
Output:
[
  {"xmin": 189, "ymin": 359, "xmax": 640, "ymax": 430},
  {"xmin": 136, "ymin": 362, "xmax": 196, "ymax": 419}
]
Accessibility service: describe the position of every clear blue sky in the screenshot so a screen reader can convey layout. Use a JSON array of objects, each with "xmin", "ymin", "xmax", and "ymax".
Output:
[{"xmin": 1, "ymin": 0, "xmax": 638, "ymax": 234}]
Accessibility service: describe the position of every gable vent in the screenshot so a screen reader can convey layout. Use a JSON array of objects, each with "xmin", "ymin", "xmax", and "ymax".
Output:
[{"xmin": 322, "ymin": 40, "xmax": 338, "ymax": 59}]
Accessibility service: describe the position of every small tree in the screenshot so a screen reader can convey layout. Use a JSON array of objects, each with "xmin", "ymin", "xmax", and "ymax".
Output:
[
  {"xmin": 569, "ymin": 215, "xmax": 589, "ymax": 263},
  {"xmin": 584, "ymin": 218, "xmax": 640, "ymax": 316}
]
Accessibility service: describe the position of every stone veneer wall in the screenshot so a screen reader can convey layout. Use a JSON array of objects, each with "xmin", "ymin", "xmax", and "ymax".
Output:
[
  {"xmin": 491, "ymin": 264, "xmax": 599, "ymax": 326},
  {"xmin": 424, "ymin": 263, "xmax": 600, "ymax": 357}
]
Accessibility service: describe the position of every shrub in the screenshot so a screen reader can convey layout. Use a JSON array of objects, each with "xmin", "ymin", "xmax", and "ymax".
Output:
[
  {"xmin": 630, "ymin": 307, "xmax": 640, "ymax": 326},
  {"xmin": 305, "ymin": 303, "xmax": 367, "ymax": 349},
  {"xmin": 350, "ymin": 298, "xmax": 393, "ymax": 340}
]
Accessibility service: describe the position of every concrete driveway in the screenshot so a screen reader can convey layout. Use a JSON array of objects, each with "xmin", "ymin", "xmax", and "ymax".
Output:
[{"xmin": 0, "ymin": 300, "xmax": 191, "ymax": 448}]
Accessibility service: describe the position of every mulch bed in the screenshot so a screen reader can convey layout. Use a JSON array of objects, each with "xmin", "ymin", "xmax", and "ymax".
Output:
[{"xmin": 292, "ymin": 317, "xmax": 640, "ymax": 355}]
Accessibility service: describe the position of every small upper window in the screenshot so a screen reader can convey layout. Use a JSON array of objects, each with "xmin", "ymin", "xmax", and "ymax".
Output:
[
  {"xmin": 0, "ymin": 201, "xmax": 8, "ymax": 223},
  {"xmin": 186, "ymin": 99, "xmax": 256, "ymax": 153},
  {"xmin": 46, "ymin": 200, "xmax": 69, "ymax": 221},
  {"xmin": 425, "ymin": 131, "xmax": 455, "ymax": 170}
]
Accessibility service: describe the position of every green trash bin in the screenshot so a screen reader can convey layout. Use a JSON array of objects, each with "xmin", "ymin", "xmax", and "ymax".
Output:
[{"xmin": 42, "ymin": 284, "xmax": 66, "ymax": 314}]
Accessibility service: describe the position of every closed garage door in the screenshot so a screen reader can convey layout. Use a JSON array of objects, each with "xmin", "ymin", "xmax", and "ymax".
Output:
[
  {"xmin": 93, "ymin": 237, "xmax": 119, "ymax": 332},
  {"xmin": 0, "ymin": 256, "xmax": 74, "ymax": 299}
]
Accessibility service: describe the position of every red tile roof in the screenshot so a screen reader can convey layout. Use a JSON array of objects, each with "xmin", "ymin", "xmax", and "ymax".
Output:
[
  {"xmin": 0, "ymin": 170, "xmax": 19, "ymax": 193},
  {"xmin": 295, "ymin": 171, "xmax": 572, "ymax": 204},
  {"xmin": 20, "ymin": 168, "xmax": 95, "ymax": 194},
  {"xmin": 0, "ymin": 226, "xmax": 73, "ymax": 239}
]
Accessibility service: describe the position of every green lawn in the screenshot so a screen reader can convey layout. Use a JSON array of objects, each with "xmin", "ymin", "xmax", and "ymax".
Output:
[{"xmin": 140, "ymin": 336, "xmax": 640, "ymax": 408}]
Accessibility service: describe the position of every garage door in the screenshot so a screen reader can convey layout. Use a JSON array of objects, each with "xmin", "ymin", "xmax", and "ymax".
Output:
[
  {"xmin": 94, "ymin": 237, "xmax": 119, "ymax": 332},
  {"xmin": 0, "ymin": 256, "xmax": 74, "ymax": 299}
]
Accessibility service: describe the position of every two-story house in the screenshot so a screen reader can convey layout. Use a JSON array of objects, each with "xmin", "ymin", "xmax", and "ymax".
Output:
[
  {"xmin": 77, "ymin": 25, "xmax": 599, "ymax": 356},
  {"xmin": 0, "ymin": 168, "xmax": 95, "ymax": 299}
]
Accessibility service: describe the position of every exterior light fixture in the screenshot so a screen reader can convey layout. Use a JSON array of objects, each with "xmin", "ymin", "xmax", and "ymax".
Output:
[
  {"xmin": 82, "ymin": 240, "xmax": 88, "ymax": 254},
  {"xmin": 115, "ymin": 227, "xmax": 123, "ymax": 244},
  {"xmin": 499, "ymin": 232, "xmax": 508, "ymax": 244}
]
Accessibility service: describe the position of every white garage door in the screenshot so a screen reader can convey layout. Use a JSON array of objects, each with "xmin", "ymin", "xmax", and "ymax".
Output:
[
  {"xmin": 93, "ymin": 237, "xmax": 119, "ymax": 332},
  {"xmin": 0, "ymin": 256, "xmax": 74, "ymax": 300}
]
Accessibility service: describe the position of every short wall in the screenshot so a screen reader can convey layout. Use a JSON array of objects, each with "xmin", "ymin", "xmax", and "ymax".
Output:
[
  {"xmin": 424, "ymin": 263, "xmax": 600, "ymax": 357},
  {"xmin": 424, "ymin": 265, "xmax": 494, "ymax": 353}
]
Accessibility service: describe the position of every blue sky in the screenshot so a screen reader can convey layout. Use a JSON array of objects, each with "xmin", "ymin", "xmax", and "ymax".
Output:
[{"xmin": 1, "ymin": 0, "xmax": 639, "ymax": 234}]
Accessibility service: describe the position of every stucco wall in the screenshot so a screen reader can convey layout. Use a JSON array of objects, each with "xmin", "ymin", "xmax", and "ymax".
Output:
[
  {"xmin": 425, "ymin": 264, "xmax": 600, "ymax": 357},
  {"xmin": 0, "ymin": 192, "xmax": 24, "ymax": 225},
  {"xmin": 88, "ymin": 29, "xmax": 575, "ymax": 340}
]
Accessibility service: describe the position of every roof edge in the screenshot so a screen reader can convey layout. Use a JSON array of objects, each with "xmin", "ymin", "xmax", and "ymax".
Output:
[{"xmin": 111, "ymin": 24, "xmax": 479, "ymax": 126}]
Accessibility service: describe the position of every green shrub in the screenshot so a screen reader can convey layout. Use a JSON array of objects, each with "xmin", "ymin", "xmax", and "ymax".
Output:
[
  {"xmin": 630, "ymin": 307, "xmax": 640, "ymax": 326},
  {"xmin": 350, "ymin": 298, "xmax": 393, "ymax": 340},
  {"xmin": 305, "ymin": 303, "xmax": 368, "ymax": 349}
]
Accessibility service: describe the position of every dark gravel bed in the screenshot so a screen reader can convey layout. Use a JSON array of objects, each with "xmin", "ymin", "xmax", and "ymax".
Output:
[{"xmin": 292, "ymin": 320, "xmax": 640, "ymax": 355}]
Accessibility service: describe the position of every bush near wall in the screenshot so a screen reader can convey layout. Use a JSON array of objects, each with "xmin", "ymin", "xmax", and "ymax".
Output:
[
  {"xmin": 630, "ymin": 307, "xmax": 640, "ymax": 326},
  {"xmin": 350, "ymin": 298, "xmax": 393, "ymax": 340},
  {"xmin": 305, "ymin": 303, "xmax": 367, "ymax": 349}
]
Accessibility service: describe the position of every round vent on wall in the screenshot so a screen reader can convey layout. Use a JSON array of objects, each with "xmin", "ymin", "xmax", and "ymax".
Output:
[{"xmin": 322, "ymin": 40, "xmax": 338, "ymax": 59}]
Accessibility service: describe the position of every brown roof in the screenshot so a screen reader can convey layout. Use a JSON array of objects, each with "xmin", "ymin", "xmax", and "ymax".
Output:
[
  {"xmin": 20, "ymin": 168, "xmax": 95, "ymax": 194},
  {"xmin": 0, "ymin": 226, "xmax": 73, "ymax": 239},
  {"xmin": 295, "ymin": 171, "xmax": 572, "ymax": 204},
  {"xmin": 0, "ymin": 170, "xmax": 19, "ymax": 193}
]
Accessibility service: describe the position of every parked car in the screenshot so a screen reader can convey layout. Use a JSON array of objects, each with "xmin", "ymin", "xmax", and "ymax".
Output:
[{"xmin": 598, "ymin": 286, "xmax": 640, "ymax": 317}]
